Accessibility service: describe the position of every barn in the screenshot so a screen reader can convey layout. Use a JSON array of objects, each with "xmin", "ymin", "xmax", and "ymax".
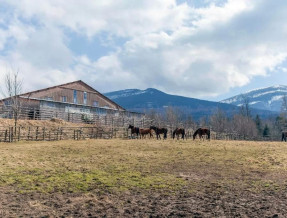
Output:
[{"xmin": 0, "ymin": 80, "xmax": 144, "ymax": 126}]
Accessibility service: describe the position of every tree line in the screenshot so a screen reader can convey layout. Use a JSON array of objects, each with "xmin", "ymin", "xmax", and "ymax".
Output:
[{"xmin": 145, "ymin": 95, "xmax": 287, "ymax": 140}]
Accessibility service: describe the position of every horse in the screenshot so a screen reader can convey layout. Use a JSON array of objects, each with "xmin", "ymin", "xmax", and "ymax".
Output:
[
  {"xmin": 282, "ymin": 131, "xmax": 287, "ymax": 142},
  {"xmin": 150, "ymin": 126, "xmax": 167, "ymax": 140},
  {"xmin": 173, "ymin": 128, "xmax": 185, "ymax": 140},
  {"xmin": 193, "ymin": 128, "xmax": 210, "ymax": 140},
  {"xmin": 128, "ymin": 125, "xmax": 140, "ymax": 139},
  {"xmin": 139, "ymin": 128, "xmax": 153, "ymax": 139}
]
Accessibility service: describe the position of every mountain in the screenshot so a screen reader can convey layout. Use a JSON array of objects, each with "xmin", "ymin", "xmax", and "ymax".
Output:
[
  {"xmin": 221, "ymin": 85, "xmax": 287, "ymax": 112},
  {"xmin": 104, "ymin": 88, "xmax": 276, "ymax": 119}
]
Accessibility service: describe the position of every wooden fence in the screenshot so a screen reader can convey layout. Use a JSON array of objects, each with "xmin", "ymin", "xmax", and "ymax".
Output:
[
  {"xmin": 0, "ymin": 125, "xmax": 132, "ymax": 142},
  {"xmin": 0, "ymin": 125, "xmax": 281, "ymax": 143}
]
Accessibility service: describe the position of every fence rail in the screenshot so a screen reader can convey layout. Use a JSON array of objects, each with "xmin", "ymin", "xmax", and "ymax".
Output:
[{"xmin": 0, "ymin": 106, "xmax": 148, "ymax": 127}]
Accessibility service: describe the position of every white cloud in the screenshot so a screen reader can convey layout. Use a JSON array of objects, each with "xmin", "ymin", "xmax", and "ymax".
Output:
[{"xmin": 0, "ymin": 0, "xmax": 287, "ymax": 98}]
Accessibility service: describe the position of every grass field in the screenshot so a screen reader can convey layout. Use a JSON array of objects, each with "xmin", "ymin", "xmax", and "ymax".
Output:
[{"xmin": 0, "ymin": 139, "xmax": 287, "ymax": 217}]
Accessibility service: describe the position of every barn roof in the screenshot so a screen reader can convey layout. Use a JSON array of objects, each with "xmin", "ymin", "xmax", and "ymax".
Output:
[{"xmin": 3, "ymin": 80, "xmax": 125, "ymax": 111}]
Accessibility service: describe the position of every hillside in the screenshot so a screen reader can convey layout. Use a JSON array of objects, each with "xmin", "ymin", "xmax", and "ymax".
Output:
[
  {"xmin": 221, "ymin": 85, "xmax": 287, "ymax": 112},
  {"xmin": 104, "ymin": 88, "xmax": 276, "ymax": 119}
]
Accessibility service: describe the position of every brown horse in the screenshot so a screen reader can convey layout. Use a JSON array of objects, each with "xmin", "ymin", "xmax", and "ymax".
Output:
[
  {"xmin": 139, "ymin": 128, "xmax": 153, "ymax": 139},
  {"xmin": 282, "ymin": 131, "xmax": 287, "ymax": 142},
  {"xmin": 173, "ymin": 128, "xmax": 185, "ymax": 140},
  {"xmin": 193, "ymin": 128, "xmax": 210, "ymax": 140}
]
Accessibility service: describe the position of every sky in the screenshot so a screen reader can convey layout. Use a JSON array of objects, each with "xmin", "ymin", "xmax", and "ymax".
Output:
[{"xmin": 0, "ymin": 0, "xmax": 287, "ymax": 101}]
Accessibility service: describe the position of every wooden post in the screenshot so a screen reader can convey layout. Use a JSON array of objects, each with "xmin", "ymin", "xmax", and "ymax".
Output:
[
  {"xmin": 111, "ymin": 118, "xmax": 114, "ymax": 139},
  {"xmin": 36, "ymin": 127, "xmax": 39, "ymax": 141},
  {"xmin": 56, "ymin": 127, "xmax": 59, "ymax": 140},
  {"xmin": 10, "ymin": 127, "xmax": 14, "ymax": 142},
  {"xmin": 43, "ymin": 127, "xmax": 46, "ymax": 141},
  {"xmin": 60, "ymin": 128, "xmax": 63, "ymax": 140},
  {"xmin": 28, "ymin": 127, "xmax": 31, "ymax": 140},
  {"xmin": 18, "ymin": 127, "xmax": 21, "ymax": 141},
  {"xmin": 4, "ymin": 129, "xmax": 7, "ymax": 142}
]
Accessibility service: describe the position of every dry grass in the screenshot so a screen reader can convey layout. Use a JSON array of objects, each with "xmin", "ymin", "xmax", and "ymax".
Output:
[
  {"xmin": 1, "ymin": 139, "xmax": 287, "ymax": 216},
  {"xmin": 1, "ymin": 139, "xmax": 287, "ymax": 193}
]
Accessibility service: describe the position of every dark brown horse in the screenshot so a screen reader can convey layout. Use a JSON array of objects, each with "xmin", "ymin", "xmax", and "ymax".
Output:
[
  {"xmin": 282, "ymin": 131, "xmax": 287, "ymax": 142},
  {"xmin": 193, "ymin": 128, "xmax": 210, "ymax": 140},
  {"xmin": 128, "ymin": 125, "xmax": 140, "ymax": 138},
  {"xmin": 173, "ymin": 128, "xmax": 185, "ymax": 140},
  {"xmin": 139, "ymin": 128, "xmax": 153, "ymax": 139},
  {"xmin": 150, "ymin": 126, "xmax": 167, "ymax": 140}
]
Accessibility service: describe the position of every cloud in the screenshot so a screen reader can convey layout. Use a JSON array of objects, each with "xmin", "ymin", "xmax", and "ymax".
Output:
[{"xmin": 0, "ymin": 0, "xmax": 287, "ymax": 98}]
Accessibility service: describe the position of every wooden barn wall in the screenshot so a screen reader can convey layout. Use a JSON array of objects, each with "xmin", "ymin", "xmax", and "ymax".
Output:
[
  {"xmin": 21, "ymin": 86, "xmax": 119, "ymax": 110},
  {"xmin": 60, "ymin": 82, "xmax": 95, "ymax": 92}
]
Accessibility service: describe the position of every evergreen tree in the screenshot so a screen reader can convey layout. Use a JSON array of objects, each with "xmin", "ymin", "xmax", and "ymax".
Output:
[
  {"xmin": 255, "ymin": 114, "xmax": 262, "ymax": 135},
  {"xmin": 263, "ymin": 124, "xmax": 270, "ymax": 137}
]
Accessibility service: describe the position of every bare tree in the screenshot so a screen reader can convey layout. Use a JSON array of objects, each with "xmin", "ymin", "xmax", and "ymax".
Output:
[
  {"xmin": 1, "ymin": 70, "xmax": 23, "ymax": 134},
  {"xmin": 240, "ymin": 95, "xmax": 251, "ymax": 118},
  {"xmin": 280, "ymin": 95, "xmax": 287, "ymax": 130},
  {"xmin": 165, "ymin": 106, "xmax": 180, "ymax": 128},
  {"xmin": 210, "ymin": 108, "xmax": 228, "ymax": 133},
  {"xmin": 232, "ymin": 114, "xmax": 257, "ymax": 139}
]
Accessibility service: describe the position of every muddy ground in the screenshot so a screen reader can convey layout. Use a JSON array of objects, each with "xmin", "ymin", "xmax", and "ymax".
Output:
[{"xmin": 1, "ymin": 188, "xmax": 286, "ymax": 217}]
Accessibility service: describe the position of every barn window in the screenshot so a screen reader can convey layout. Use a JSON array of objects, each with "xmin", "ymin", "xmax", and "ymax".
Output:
[
  {"xmin": 73, "ymin": 90, "xmax": 77, "ymax": 104},
  {"xmin": 44, "ymin": 96, "xmax": 53, "ymax": 101},
  {"xmin": 83, "ymin": 92, "xmax": 87, "ymax": 105},
  {"xmin": 62, "ymin": 96, "xmax": 67, "ymax": 102},
  {"xmin": 93, "ymin": 101, "xmax": 98, "ymax": 107}
]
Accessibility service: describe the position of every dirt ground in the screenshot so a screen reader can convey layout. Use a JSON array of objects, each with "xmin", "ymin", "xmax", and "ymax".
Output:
[
  {"xmin": 0, "ymin": 139, "xmax": 287, "ymax": 217},
  {"xmin": 0, "ymin": 187, "xmax": 286, "ymax": 217}
]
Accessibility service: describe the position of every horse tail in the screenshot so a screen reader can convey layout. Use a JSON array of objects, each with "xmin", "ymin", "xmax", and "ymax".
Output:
[
  {"xmin": 182, "ymin": 129, "xmax": 185, "ymax": 139},
  {"xmin": 193, "ymin": 129, "xmax": 198, "ymax": 140},
  {"xmin": 207, "ymin": 129, "xmax": 211, "ymax": 140}
]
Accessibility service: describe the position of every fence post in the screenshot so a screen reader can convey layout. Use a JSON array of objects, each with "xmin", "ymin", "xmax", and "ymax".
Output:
[
  {"xmin": 59, "ymin": 128, "xmax": 61, "ymax": 140},
  {"xmin": 28, "ymin": 127, "xmax": 31, "ymax": 140},
  {"xmin": 4, "ymin": 129, "xmax": 7, "ymax": 142},
  {"xmin": 10, "ymin": 127, "xmax": 14, "ymax": 142},
  {"xmin": 36, "ymin": 127, "xmax": 39, "ymax": 141},
  {"xmin": 56, "ymin": 127, "xmax": 59, "ymax": 140},
  {"xmin": 43, "ymin": 127, "xmax": 46, "ymax": 141},
  {"xmin": 18, "ymin": 127, "xmax": 21, "ymax": 141}
]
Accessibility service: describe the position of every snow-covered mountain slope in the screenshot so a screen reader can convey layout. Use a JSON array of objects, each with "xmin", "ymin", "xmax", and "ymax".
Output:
[
  {"xmin": 221, "ymin": 85, "xmax": 287, "ymax": 112},
  {"xmin": 104, "ymin": 88, "xmax": 277, "ymax": 119}
]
